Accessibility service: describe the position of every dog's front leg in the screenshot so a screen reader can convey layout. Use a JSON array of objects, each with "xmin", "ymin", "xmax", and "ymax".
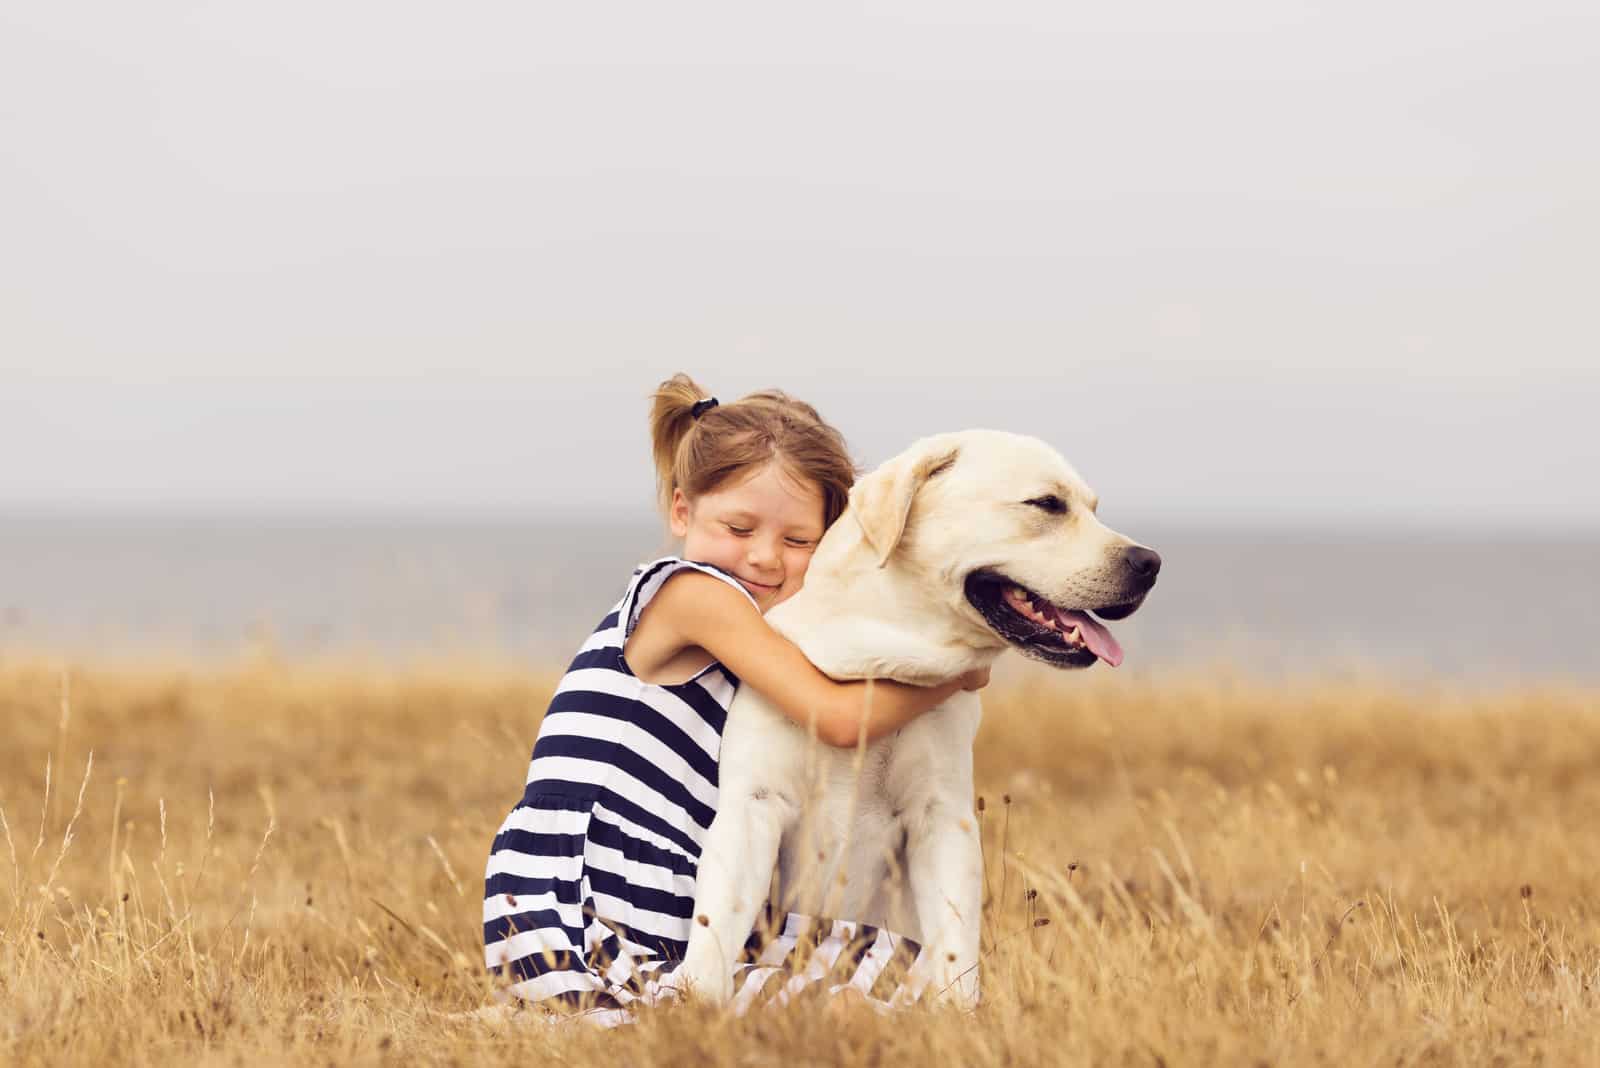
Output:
[
  {"xmin": 677, "ymin": 790, "xmax": 790, "ymax": 1005},
  {"xmin": 902, "ymin": 798, "xmax": 983, "ymax": 1009}
]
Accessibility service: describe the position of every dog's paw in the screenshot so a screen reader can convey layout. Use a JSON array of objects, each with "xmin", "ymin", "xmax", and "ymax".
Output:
[
  {"xmin": 929, "ymin": 976, "xmax": 980, "ymax": 1012},
  {"xmin": 660, "ymin": 961, "xmax": 735, "ymax": 1007},
  {"xmin": 902, "ymin": 949, "xmax": 980, "ymax": 1012}
]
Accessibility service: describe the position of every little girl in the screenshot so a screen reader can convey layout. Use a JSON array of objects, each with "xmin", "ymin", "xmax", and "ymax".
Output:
[{"xmin": 482, "ymin": 373, "xmax": 984, "ymax": 1018}]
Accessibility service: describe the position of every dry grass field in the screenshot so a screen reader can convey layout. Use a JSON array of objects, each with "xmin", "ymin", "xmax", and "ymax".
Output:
[{"xmin": 2, "ymin": 654, "xmax": 1598, "ymax": 1066}]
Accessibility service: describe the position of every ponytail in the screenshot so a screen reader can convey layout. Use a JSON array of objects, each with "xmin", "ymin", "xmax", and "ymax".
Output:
[{"xmin": 649, "ymin": 373, "xmax": 711, "ymax": 514}]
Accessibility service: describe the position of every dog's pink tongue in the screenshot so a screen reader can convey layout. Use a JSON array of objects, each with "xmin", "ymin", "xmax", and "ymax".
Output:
[{"xmin": 1061, "ymin": 610, "xmax": 1124, "ymax": 667}]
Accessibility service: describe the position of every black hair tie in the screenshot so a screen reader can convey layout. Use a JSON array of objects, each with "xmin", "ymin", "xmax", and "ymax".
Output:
[{"xmin": 690, "ymin": 397, "xmax": 719, "ymax": 419}]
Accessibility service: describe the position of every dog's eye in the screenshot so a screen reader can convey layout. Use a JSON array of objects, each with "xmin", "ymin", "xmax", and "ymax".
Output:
[{"xmin": 1024, "ymin": 495, "xmax": 1067, "ymax": 515}]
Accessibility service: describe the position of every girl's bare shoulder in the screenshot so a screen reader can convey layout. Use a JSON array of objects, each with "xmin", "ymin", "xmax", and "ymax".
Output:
[{"xmin": 622, "ymin": 571, "xmax": 749, "ymax": 684}]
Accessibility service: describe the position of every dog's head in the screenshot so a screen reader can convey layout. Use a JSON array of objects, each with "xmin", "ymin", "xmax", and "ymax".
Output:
[{"xmin": 848, "ymin": 430, "xmax": 1160, "ymax": 669}]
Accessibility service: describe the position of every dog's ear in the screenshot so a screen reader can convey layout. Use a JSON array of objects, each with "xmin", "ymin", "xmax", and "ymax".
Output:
[{"xmin": 851, "ymin": 442, "xmax": 960, "ymax": 568}]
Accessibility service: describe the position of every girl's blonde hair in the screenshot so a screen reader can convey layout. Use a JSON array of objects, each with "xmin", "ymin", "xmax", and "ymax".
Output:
[{"xmin": 650, "ymin": 373, "xmax": 856, "ymax": 529}]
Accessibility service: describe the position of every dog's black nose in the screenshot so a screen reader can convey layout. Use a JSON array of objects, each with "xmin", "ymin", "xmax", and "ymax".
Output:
[{"xmin": 1124, "ymin": 546, "xmax": 1162, "ymax": 581}]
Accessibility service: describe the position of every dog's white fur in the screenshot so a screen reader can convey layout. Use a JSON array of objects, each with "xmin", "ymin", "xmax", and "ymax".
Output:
[{"xmin": 677, "ymin": 430, "xmax": 1157, "ymax": 1008}]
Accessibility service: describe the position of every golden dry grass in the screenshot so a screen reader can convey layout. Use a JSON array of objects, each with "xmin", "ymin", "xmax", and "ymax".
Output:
[{"xmin": 2, "ymin": 655, "xmax": 1598, "ymax": 1065}]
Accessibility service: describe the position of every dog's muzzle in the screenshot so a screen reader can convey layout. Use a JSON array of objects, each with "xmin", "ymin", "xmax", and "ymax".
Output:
[{"xmin": 962, "ymin": 546, "xmax": 1160, "ymax": 669}]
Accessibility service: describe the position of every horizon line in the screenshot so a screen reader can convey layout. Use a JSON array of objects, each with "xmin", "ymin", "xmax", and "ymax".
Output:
[{"xmin": 2, "ymin": 502, "xmax": 1596, "ymax": 537}]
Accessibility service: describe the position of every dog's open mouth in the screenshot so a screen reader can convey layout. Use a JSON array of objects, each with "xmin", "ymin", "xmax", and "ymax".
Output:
[{"xmin": 964, "ymin": 570, "xmax": 1135, "ymax": 669}]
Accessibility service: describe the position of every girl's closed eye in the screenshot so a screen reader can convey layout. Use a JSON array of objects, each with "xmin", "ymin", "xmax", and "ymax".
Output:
[{"xmin": 726, "ymin": 524, "xmax": 752, "ymax": 536}]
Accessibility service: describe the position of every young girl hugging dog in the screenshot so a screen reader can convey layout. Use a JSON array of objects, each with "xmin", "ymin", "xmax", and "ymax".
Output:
[{"xmin": 482, "ymin": 373, "xmax": 986, "ymax": 1020}]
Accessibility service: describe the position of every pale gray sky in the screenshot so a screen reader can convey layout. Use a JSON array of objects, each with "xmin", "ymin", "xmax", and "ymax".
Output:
[{"xmin": 3, "ymin": 1, "xmax": 1596, "ymax": 524}]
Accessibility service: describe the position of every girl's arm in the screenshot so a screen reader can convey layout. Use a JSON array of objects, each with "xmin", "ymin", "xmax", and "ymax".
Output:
[{"xmin": 638, "ymin": 571, "xmax": 986, "ymax": 748}]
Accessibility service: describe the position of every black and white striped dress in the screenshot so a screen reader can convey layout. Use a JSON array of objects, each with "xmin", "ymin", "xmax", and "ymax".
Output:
[{"xmin": 483, "ymin": 558, "xmax": 921, "ymax": 1023}]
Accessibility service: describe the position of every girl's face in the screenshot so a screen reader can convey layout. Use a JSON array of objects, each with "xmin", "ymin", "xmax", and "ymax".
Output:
[{"xmin": 670, "ymin": 461, "xmax": 826, "ymax": 612}]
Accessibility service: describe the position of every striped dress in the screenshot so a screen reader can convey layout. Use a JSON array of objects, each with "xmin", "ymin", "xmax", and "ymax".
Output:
[{"xmin": 482, "ymin": 557, "xmax": 922, "ymax": 1022}]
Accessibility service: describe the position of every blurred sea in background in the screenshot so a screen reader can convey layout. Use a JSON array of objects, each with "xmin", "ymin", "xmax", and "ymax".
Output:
[{"xmin": 2, "ymin": 511, "xmax": 1596, "ymax": 685}]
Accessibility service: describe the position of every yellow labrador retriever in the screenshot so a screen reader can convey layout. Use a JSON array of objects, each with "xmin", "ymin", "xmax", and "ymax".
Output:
[{"xmin": 676, "ymin": 430, "xmax": 1161, "ymax": 1008}]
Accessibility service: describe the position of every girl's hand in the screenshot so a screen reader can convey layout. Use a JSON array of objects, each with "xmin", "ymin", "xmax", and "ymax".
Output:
[{"xmin": 959, "ymin": 666, "xmax": 991, "ymax": 692}]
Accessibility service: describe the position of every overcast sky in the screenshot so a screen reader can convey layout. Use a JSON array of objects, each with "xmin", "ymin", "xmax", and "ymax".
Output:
[{"xmin": 2, "ymin": 1, "xmax": 1595, "ymax": 525}]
